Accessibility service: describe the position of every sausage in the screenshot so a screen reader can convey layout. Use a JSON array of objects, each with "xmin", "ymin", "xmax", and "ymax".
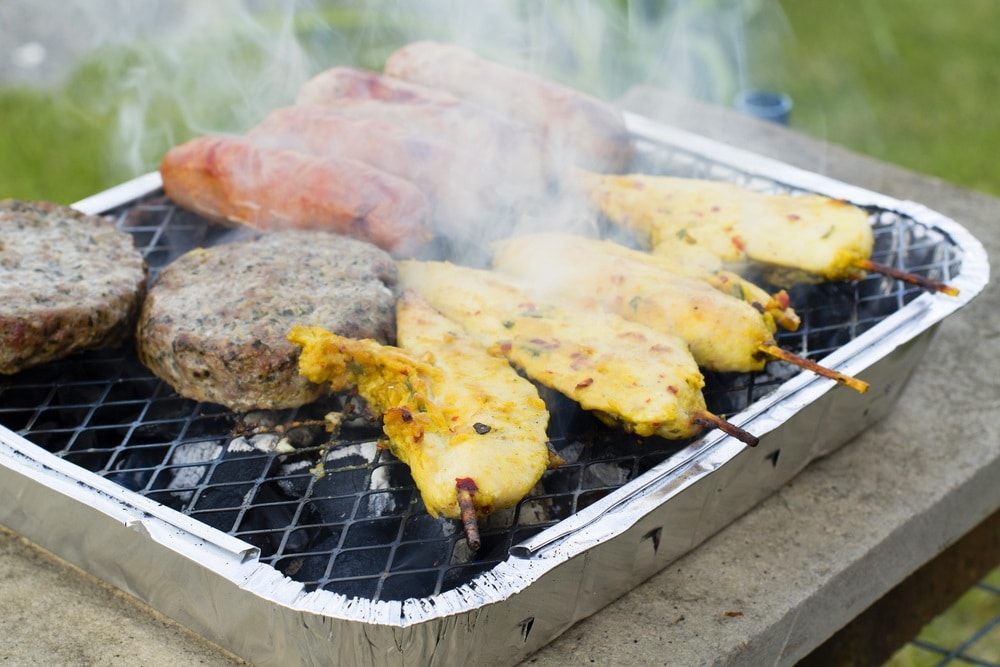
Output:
[
  {"xmin": 296, "ymin": 65, "xmax": 463, "ymax": 107},
  {"xmin": 295, "ymin": 68, "xmax": 555, "ymax": 198},
  {"xmin": 383, "ymin": 41, "xmax": 633, "ymax": 173},
  {"xmin": 246, "ymin": 105, "xmax": 520, "ymax": 241},
  {"xmin": 159, "ymin": 134, "xmax": 433, "ymax": 257}
]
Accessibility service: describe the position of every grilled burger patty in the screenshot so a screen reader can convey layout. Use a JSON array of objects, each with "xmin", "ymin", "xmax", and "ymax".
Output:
[
  {"xmin": 0, "ymin": 199, "xmax": 148, "ymax": 375},
  {"xmin": 136, "ymin": 231, "xmax": 398, "ymax": 412}
]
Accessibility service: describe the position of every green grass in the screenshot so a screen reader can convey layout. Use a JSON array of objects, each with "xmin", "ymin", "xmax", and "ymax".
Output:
[
  {"xmin": 776, "ymin": 0, "xmax": 1000, "ymax": 198},
  {"xmin": 0, "ymin": 86, "xmax": 120, "ymax": 203}
]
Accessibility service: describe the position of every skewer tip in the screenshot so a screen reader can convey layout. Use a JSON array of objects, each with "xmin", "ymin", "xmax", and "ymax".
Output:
[
  {"xmin": 759, "ymin": 343, "xmax": 869, "ymax": 394},
  {"xmin": 693, "ymin": 411, "xmax": 759, "ymax": 447},
  {"xmin": 456, "ymin": 478, "xmax": 481, "ymax": 551},
  {"xmin": 855, "ymin": 259, "xmax": 959, "ymax": 296}
]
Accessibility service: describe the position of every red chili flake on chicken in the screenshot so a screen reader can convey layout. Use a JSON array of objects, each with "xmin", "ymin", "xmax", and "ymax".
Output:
[
  {"xmin": 731, "ymin": 235, "xmax": 747, "ymax": 251},
  {"xmin": 569, "ymin": 350, "xmax": 590, "ymax": 370},
  {"xmin": 575, "ymin": 377, "xmax": 594, "ymax": 389},
  {"xmin": 667, "ymin": 385, "xmax": 679, "ymax": 395}
]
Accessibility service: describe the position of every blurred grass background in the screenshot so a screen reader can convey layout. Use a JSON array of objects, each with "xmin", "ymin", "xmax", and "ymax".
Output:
[
  {"xmin": 2, "ymin": 0, "xmax": 998, "ymax": 204},
  {"xmin": 1, "ymin": 0, "xmax": 997, "ymax": 662}
]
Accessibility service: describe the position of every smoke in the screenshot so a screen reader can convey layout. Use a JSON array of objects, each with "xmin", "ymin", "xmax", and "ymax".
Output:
[{"xmin": 34, "ymin": 0, "xmax": 793, "ymax": 181}]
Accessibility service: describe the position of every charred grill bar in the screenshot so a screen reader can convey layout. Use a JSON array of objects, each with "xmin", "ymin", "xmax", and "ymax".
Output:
[{"xmin": 0, "ymin": 106, "xmax": 988, "ymax": 665}]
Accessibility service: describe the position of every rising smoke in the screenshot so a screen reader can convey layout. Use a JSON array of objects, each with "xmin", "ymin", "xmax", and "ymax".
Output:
[{"xmin": 28, "ymin": 0, "xmax": 793, "ymax": 182}]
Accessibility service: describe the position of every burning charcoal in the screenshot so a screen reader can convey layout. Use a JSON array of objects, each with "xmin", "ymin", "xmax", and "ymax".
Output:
[
  {"xmin": 238, "ymin": 482, "xmax": 314, "ymax": 554},
  {"xmin": 378, "ymin": 571, "xmax": 441, "ymax": 602},
  {"xmin": 482, "ymin": 506, "xmax": 515, "ymax": 531},
  {"xmin": 281, "ymin": 423, "xmax": 326, "ymax": 449},
  {"xmin": 552, "ymin": 439, "xmax": 585, "ymax": 465},
  {"xmin": 514, "ymin": 483, "xmax": 553, "ymax": 526},
  {"xmin": 451, "ymin": 530, "xmax": 509, "ymax": 564},
  {"xmin": 313, "ymin": 441, "xmax": 397, "ymax": 520},
  {"xmin": 390, "ymin": 540, "xmax": 453, "ymax": 573},
  {"xmin": 166, "ymin": 440, "xmax": 223, "ymax": 502},
  {"xmin": 187, "ymin": 438, "xmax": 277, "ymax": 539},
  {"xmin": 360, "ymin": 464, "xmax": 400, "ymax": 517},
  {"xmin": 330, "ymin": 546, "xmax": 392, "ymax": 580},
  {"xmin": 275, "ymin": 457, "xmax": 315, "ymax": 498},
  {"xmin": 583, "ymin": 461, "xmax": 631, "ymax": 489},
  {"xmin": 103, "ymin": 445, "xmax": 171, "ymax": 495},
  {"xmin": 343, "ymin": 519, "xmax": 402, "ymax": 550}
]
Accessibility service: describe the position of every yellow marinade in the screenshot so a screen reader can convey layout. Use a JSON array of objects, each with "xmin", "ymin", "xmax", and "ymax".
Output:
[
  {"xmin": 397, "ymin": 260, "xmax": 708, "ymax": 440},
  {"xmin": 582, "ymin": 172, "xmax": 874, "ymax": 285},
  {"xmin": 492, "ymin": 232, "xmax": 781, "ymax": 373},
  {"xmin": 289, "ymin": 290, "xmax": 550, "ymax": 519}
]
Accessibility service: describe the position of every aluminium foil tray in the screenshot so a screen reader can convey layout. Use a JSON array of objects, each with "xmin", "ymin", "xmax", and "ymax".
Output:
[{"xmin": 0, "ymin": 112, "xmax": 989, "ymax": 666}]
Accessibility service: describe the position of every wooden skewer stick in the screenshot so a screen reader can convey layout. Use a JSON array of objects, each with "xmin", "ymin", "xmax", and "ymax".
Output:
[
  {"xmin": 456, "ymin": 478, "xmax": 481, "ymax": 551},
  {"xmin": 693, "ymin": 411, "xmax": 759, "ymax": 448},
  {"xmin": 759, "ymin": 343, "xmax": 869, "ymax": 394},
  {"xmin": 855, "ymin": 259, "xmax": 960, "ymax": 297}
]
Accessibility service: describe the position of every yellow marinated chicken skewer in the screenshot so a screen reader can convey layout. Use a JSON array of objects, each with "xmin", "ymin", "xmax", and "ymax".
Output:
[
  {"xmin": 491, "ymin": 233, "xmax": 867, "ymax": 393},
  {"xmin": 397, "ymin": 260, "xmax": 759, "ymax": 447},
  {"xmin": 289, "ymin": 290, "xmax": 552, "ymax": 550},
  {"xmin": 634, "ymin": 240, "xmax": 800, "ymax": 332},
  {"xmin": 582, "ymin": 172, "xmax": 959, "ymax": 296}
]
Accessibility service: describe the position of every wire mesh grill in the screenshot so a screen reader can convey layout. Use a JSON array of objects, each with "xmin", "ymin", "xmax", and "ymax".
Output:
[
  {"xmin": 0, "ymin": 139, "xmax": 963, "ymax": 603},
  {"xmin": 892, "ymin": 577, "xmax": 1000, "ymax": 666}
]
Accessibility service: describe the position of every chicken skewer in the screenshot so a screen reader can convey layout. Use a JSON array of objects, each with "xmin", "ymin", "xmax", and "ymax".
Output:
[
  {"xmin": 289, "ymin": 290, "xmax": 552, "ymax": 550},
  {"xmin": 581, "ymin": 172, "xmax": 959, "ymax": 296},
  {"xmin": 631, "ymin": 240, "xmax": 800, "ymax": 332},
  {"xmin": 491, "ymin": 233, "xmax": 868, "ymax": 394},
  {"xmin": 397, "ymin": 260, "xmax": 759, "ymax": 447}
]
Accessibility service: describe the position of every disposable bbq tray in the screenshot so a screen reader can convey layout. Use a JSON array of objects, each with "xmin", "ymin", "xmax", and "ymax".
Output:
[{"xmin": 0, "ymin": 112, "xmax": 989, "ymax": 666}]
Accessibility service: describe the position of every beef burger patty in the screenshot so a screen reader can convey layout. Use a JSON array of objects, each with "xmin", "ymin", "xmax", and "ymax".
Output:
[
  {"xmin": 0, "ymin": 200, "xmax": 148, "ymax": 375},
  {"xmin": 136, "ymin": 231, "xmax": 398, "ymax": 411}
]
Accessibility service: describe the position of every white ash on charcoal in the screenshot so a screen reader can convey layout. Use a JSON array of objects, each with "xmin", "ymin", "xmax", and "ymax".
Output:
[
  {"xmin": 184, "ymin": 432, "xmax": 316, "ymax": 555},
  {"xmin": 272, "ymin": 439, "xmax": 404, "ymax": 584},
  {"xmin": 165, "ymin": 440, "xmax": 223, "ymax": 503}
]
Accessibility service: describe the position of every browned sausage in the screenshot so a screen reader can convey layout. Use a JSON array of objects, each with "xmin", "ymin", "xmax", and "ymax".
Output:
[
  {"xmin": 159, "ymin": 134, "xmax": 433, "ymax": 257},
  {"xmin": 296, "ymin": 65, "xmax": 462, "ymax": 107},
  {"xmin": 246, "ymin": 105, "xmax": 523, "ymax": 241},
  {"xmin": 295, "ymin": 68, "xmax": 554, "ymax": 197},
  {"xmin": 383, "ymin": 41, "xmax": 632, "ymax": 173}
]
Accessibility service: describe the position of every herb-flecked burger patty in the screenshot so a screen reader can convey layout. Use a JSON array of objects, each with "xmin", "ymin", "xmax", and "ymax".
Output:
[
  {"xmin": 0, "ymin": 199, "xmax": 148, "ymax": 375},
  {"xmin": 136, "ymin": 230, "xmax": 398, "ymax": 412}
]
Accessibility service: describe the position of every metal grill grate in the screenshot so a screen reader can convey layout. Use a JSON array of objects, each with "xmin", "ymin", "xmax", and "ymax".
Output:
[{"xmin": 0, "ymin": 140, "xmax": 963, "ymax": 603}]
